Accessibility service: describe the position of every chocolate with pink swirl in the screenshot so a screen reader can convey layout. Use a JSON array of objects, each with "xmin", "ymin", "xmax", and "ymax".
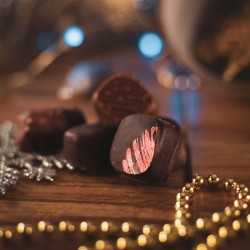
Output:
[
  {"xmin": 110, "ymin": 114, "xmax": 186, "ymax": 183},
  {"xmin": 122, "ymin": 126, "xmax": 158, "ymax": 175}
]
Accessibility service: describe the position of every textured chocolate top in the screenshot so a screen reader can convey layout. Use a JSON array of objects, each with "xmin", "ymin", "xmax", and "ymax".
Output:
[{"xmin": 93, "ymin": 73, "xmax": 158, "ymax": 124}]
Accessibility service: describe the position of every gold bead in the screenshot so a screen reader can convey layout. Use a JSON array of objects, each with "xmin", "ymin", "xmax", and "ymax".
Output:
[
  {"xmin": 207, "ymin": 174, "xmax": 220, "ymax": 186},
  {"xmin": 176, "ymin": 192, "xmax": 191, "ymax": 202},
  {"xmin": 238, "ymin": 191, "xmax": 250, "ymax": 202},
  {"xmin": 232, "ymin": 220, "xmax": 241, "ymax": 231},
  {"xmin": 25, "ymin": 225, "xmax": 33, "ymax": 235},
  {"xmin": 137, "ymin": 234, "xmax": 147, "ymax": 247},
  {"xmin": 196, "ymin": 243, "xmax": 208, "ymax": 250},
  {"xmin": 192, "ymin": 174, "xmax": 205, "ymax": 189},
  {"xmin": 142, "ymin": 225, "xmax": 151, "ymax": 235},
  {"xmin": 196, "ymin": 218, "xmax": 213, "ymax": 231},
  {"xmin": 175, "ymin": 207, "xmax": 191, "ymax": 220},
  {"xmin": 234, "ymin": 200, "xmax": 248, "ymax": 210},
  {"xmin": 121, "ymin": 222, "xmax": 130, "ymax": 233},
  {"xmin": 218, "ymin": 227, "xmax": 228, "ymax": 239},
  {"xmin": 224, "ymin": 178, "xmax": 237, "ymax": 191},
  {"xmin": 224, "ymin": 206, "xmax": 241, "ymax": 218},
  {"xmin": 68, "ymin": 224, "xmax": 75, "ymax": 232},
  {"xmin": 142, "ymin": 224, "xmax": 160, "ymax": 236},
  {"xmin": 95, "ymin": 240, "xmax": 113, "ymax": 250},
  {"xmin": 196, "ymin": 218, "xmax": 205, "ymax": 230},
  {"xmin": 158, "ymin": 231, "xmax": 168, "ymax": 243},
  {"xmin": 4, "ymin": 230, "xmax": 13, "ymax": 239},
  {"xmin": 162, "ymin": 224, "xmax": 171, "ymax": 234},
  {"xmin": 37, "ymin": 221, "xmax": 46, "ymax": 232},
  {"xmin": 95, "ymin": 240, "xmax": 105, "ymax": 250},
  {"xmin": 80, "ymin": 221, "xmax": 96, "ymax": 234},
  {"xmin": 177, "ymin": 225, "xmax": 187, "ymax": 237},
  {"xmin": 78, "ymin": 246, "xmax": 88, "ymax": 250},
  {"xmin": 100, "ymin": 221, "xmax": 109, "ymax": 232},
  {"xmin": 117, "ymin": 238, "xmax": 126, "ymax": 250},
  {"xmin": 38, "ymin": 221, "xmax": 54, "ymax": 233},
  {"xmin": 59, "ymin": 221, "xmax": 67, "ymax": 232},
  {"xmin": 17, "ymin": 223, "xmax": 25, "ymax": 234},
  {"xmin": 121, "ymin": 222, "xmax": 139, "ymax": 234},
  {"xmin": 174, "ymin": 218, "xmax": 186, "ymax": 228},
  {"xmin": 236, "ymin": 184, "xmax": 249, "ymax": 194},
  {"xmin": 100, "ymin": 221, "xmax": 118, "ymax": 235},
  {"xmin": 206, "ymin": 234, "xmax": 217, "ymax": 248},
  {"xmin": 182, "ymin": 183, "xmax": 195, "ymax": 195},
  {"xmin": 58, "ymin": 221, "xmax": 75, "ymax": 232},
  {"xmin": 117, "ymin": 237, "xmax": 134, "ymax": 250},
  {"xmin": 212, "ymin": 212, "xmax": 220, "ymax": 223},
  {"xmin": 46, "ymin": 224, "xmax": 54, "ymax": 233},
  {"xmin": 137, "ymin": 234, "xmax": 155, "ymax": 248},
  {"xmin": 175, "ymin": 201, "xmax": 189, "ymax": 210},
  {"xmin": 247, "ymin": 214, "xmax": 250, "ymax": 224}
]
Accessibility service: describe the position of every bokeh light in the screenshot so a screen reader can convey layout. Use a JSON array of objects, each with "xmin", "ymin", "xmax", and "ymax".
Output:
[
  {"xmin": 138, "ymin": 32, "xmax": 163, "ymax": 58},
  {"xmin": 63, "ymin": 25, "xmax": 85, "ymax": 48}
]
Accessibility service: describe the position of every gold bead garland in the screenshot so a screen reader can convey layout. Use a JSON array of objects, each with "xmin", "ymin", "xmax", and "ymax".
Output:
[{"xmin": 0, "ymin": 174, "xmax": 249, "ymax": 250}]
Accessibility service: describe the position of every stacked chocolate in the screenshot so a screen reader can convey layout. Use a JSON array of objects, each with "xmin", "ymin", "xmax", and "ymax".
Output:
[{"xmin": 17, "ymin": 73, "xmax": 186, "ymax": 183}]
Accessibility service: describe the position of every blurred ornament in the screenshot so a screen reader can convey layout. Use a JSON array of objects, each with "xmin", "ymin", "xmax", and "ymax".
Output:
[
  {"xmin": 57, "ymin": 61, "xmax": 113, "ymax": 99},
  {"xmin": 160, "ymin": 0, "xmax": 250, "ymax": 97}
]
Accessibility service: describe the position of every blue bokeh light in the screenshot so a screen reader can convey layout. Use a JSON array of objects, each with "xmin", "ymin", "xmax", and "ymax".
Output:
[
  {"xmin": 138, "ymin": 32, "xmax": 163, "ymax": 58},
  {"xmin": 63, "ymin": 25, "xmax": 85, "ymax": 48}
]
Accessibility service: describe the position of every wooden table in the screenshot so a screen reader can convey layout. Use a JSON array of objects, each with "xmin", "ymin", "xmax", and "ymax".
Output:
[{"xmin": 0, "ymin": 51, "xmax": 249, "ymax": 249}]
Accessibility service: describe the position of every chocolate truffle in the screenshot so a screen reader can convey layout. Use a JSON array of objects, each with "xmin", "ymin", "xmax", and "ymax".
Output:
[
  {"xmin": 92, "ymin": 73, "xmax": 158, "ymax": 124},
  {"xmin": 18, "ymin": 108, "xmax": 85, "ymax": 154},
  {"xmin": 62, "ymin": 124, "xmax": 117, "ymax": 172},
  {"xmin": 110, "ymin": 114, "xmax": 185, "ymax": 183}
]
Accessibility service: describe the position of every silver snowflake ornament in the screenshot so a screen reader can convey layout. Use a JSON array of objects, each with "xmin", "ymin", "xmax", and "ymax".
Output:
[
  {"xmin": 0, "ymin": 121, "xmax": 74, "ymax": 196},
  {"xmin": 0, "ymin": 161, "xmax": 20, "ymax": 195}
]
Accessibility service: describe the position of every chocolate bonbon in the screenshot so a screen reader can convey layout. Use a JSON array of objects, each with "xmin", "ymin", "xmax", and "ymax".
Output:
[
  {"xmin": 62, "ymin": 123, "xmax": 117, "ymax": 172},
  {"xmin": 110, "ymin": 114, "xmax": 186, "ymax": 183},
  {"xmin": 92, "ymin": 73, "xmax": 158, "ymax": 124},
  {"xmin": 18, "ymin": 108, "xmax": 85, "ymax": 154}
]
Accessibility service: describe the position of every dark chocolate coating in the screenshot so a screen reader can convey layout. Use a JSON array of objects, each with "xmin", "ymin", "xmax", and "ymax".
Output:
[
  {"xmin": 18, "ymin": 108, "xmax": 85, "ymax": 155},
  {"xmin": 92, "ymin": 73, "xmax": 158, "ymax": 124},
  {"xmin": 62, "ymin": 124, "xmax": 117, "ymax": 172},
  {"xmin": 110, "ymin": 114, "xmax": 184, "ymax": 183}
]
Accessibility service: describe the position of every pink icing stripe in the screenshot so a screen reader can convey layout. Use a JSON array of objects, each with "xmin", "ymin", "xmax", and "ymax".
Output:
[
  {"xmin": 122, "ymin": 125, "xmax": 158, "ymax": 174},
  {"xmin": 133, "ymin": 139, "xmax": 145, "ymax": 172}
]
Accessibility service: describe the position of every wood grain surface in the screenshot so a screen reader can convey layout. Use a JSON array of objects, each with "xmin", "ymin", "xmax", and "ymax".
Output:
[{"xmin": 0, "ymin": 51, "xmax": 250, "ymax": 249}]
